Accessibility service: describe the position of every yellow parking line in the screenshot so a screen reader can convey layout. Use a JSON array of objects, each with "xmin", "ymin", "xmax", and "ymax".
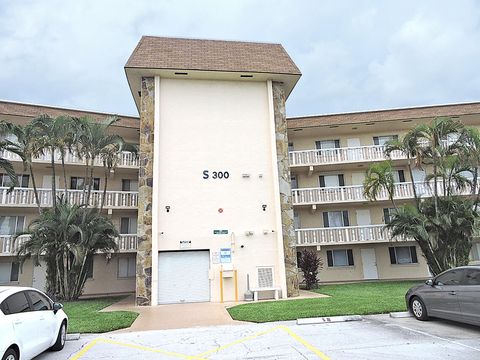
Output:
[
  {"xmin": 70, "ymin": 339, "xmax": 99, "ymax": 360},
  {"xmin": 195, "ymin": 326, "xmax": 278, "ymax": 358},
  {"xmin": 70, "ymin": 325, "xmax": 330, "ymax": 360},
  {"xmin": 70, "ymin": 338, "xmax": 206, "ymax": 360},
  {"xmin": 278, "ymin": 325, "xmax": 330, "ymax": 360}
]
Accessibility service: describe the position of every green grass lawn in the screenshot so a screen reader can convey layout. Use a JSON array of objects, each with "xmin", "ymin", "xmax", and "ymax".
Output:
[
  {"xmin": 62, "ymin": 297, "xmax": 139, "ymax": 333},
  {"xmin": 228, "ymin": 281, "xmax": 421, "ymax": 323}
]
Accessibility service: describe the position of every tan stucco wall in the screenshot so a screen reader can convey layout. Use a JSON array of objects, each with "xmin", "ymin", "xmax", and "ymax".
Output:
[
  {"xmin": 297, "ymin": 242, "xmax": 429, "ymax": 283},
  {"xmin": 152, "ymin": 78, "xmax": 287, "ymax": 302}
]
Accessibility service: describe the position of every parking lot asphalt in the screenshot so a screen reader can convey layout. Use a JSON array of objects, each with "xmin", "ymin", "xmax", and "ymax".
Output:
[{"xmin": 35, "ymin": 314, "xmax": 480, "ymax": 360}]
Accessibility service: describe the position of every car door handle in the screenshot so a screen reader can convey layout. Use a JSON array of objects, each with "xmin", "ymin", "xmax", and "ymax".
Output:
[{"xmin": 449, "ymin": 291, "xmax": 456, "ymax": 295}]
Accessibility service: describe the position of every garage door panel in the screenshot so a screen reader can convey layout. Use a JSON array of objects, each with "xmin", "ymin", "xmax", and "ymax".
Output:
[{"xmin": 158, "ymin": 251, "xmax": 210, "ymax": 304}]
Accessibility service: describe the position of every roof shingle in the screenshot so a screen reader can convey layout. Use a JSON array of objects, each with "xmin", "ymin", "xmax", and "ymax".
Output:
[
  {"xmin": 287, "ymin": 102, "xmax": 480, "ymax": 129},
  {"xmin": 125, "ymin": 36, "xmax": 301, "ymax": 75}
]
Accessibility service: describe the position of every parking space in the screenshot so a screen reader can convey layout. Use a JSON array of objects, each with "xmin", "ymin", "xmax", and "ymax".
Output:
[{"xmin": 36, "ymin": 314, "xmax": 480, "ymax": 360}]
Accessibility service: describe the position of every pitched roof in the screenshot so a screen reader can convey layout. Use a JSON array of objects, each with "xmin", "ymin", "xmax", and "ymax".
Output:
[
  {"xmin": 125, "ymin": 36, "xmax": 301, "ymax": 75},
  {"xmin": 0, "ymin": 100, "xmax": 139, "ymax": 128},
  {"xmin": 287, "ymin": 101, "xmax": 480, "ymax": 129}
]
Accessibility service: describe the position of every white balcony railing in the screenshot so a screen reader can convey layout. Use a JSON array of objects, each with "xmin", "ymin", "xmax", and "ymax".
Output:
[
  {"xmin": 292, "ymin": 181, "xmax": 474, "ymax": 206},
  {"xmin": 289, "ymin": 145, "xmax": 405, "ymax": 167},
  {"xmin": 0, "ymin": 149, "xmax": 139, "ymax": 168},
  {"xmin": 0, "ymin": 187, "xmax": 138, "ymax": 208},
  {"xmin": 296, "ymin": 224, "xmax": 405, "ymax": 246},
  {"xmin": 0, "ymin": 234, "xmax": 138, "ymax": 255}
]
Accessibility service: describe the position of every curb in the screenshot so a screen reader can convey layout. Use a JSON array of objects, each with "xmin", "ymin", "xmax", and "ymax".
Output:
[
  {"xmin": 389, "ymin": 311, "xmax": 413, "ymax": 318},
  {"xmin": 297, "ymin": 315, "xmax": 362, "ymax": 325},
  {"xmin": 66, "ymin": 333, "xmax": 81, "ymax": 341}
]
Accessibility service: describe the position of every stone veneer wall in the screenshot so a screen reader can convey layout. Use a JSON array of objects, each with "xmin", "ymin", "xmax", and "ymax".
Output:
[
  {"xmin": 272, "ymin": 82, "xmax": 300, "ymax": 297},
  {"xmin": 136, "ymin": 76, "xmax": 155, "ymax": 306}
]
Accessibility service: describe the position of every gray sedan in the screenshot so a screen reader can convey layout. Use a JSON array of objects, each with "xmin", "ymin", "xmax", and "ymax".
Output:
[{"xmin": 405, "ymin": 266, "xmax": 480, "ymax": 326}]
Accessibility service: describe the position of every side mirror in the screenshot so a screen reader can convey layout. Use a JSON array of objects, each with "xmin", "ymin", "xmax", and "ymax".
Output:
[
  {"xmin": 425, "ymin": 279, "xmax": 434, "ymax": 286},
  {"xmin": 53, "ymin": 302, "xmax": 63, "ymax": 314}
]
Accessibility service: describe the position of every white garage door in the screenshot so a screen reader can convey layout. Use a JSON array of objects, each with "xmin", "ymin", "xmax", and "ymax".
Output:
[{"xmin": 158, "ymin": 251, "xmax": 210, "ymax": 304}]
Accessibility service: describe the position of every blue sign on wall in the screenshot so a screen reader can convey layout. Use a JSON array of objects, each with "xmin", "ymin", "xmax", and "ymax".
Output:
[{"xmin": 220, "ymin": 248, "xmax": 232, "ymax": 263}]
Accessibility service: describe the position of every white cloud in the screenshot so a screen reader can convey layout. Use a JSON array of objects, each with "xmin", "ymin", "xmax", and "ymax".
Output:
[{"xmin": 0, "ymin": 0, "xmax": 479, "ymax": 117}]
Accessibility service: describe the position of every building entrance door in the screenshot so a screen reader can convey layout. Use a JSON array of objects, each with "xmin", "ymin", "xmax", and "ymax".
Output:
[{"xmin": 361, "ymin": 248, "xmax": 379, "ymax": 280}]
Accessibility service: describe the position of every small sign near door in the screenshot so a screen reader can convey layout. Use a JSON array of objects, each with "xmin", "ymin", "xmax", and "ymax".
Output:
[
  {"xmin": 213, "ymin": 229, "xmax": 228, "ymax": 235},
  {"xmin": 220, "ymin": 248, "xmax": 232, "ymax": 263},
  {"xmin": 180, "ymin": 240, "xmax": 192, "ymax": 249}
]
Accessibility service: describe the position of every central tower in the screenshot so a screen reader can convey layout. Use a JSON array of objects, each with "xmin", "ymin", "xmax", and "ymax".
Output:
[{"xmin": 125, "ymin": 36, "xmax": 301, "ymax": 305}]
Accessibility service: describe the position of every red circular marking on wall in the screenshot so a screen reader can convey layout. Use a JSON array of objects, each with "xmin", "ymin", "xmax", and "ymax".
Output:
[{"xmin": 218, "ymin": 208, "xmax": 223, "ymax": 213}]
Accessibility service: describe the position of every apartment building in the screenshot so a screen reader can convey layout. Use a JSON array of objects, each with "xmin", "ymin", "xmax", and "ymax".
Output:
[
  {"xmin": 0, "ymin": 36, "xmax": 479, "ymax": 303},
  {"xmin": 289, "ymin": 103, "xmax": 480, "ymax": 282},
  {"xmin": 0, "ymin": 101, "xmax": 140, "ymax": 296}
]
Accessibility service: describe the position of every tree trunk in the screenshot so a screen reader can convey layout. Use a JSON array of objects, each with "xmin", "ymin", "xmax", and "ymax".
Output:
[
  {"xmin": 406, "ymin": 157, "xmax": 420, "ymax": 210},
  {"xmin": 101, "ymin": 164, "xmax": 108, "ymax": 211},
  {"xmin": 50, "ymin": 146, "xmax": 57, "ymax": 209},
  {"xmin": 29, "ymin": 164, "xmax": 41, "ymax": 213},
  {"xmin": 61, "ymin": 152, "xmax": 68, "ymax": 198}
]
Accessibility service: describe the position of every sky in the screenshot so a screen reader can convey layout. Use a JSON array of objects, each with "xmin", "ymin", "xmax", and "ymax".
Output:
[{"xmin": 0, "ymin": 0, "xmax": 479, "ymax": 118}]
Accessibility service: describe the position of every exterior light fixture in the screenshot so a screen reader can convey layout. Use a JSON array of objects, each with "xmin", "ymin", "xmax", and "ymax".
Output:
[
  {"xmin": 262, "ymin": 204, "xmax": 267, "ymax": 211},
  {"xmin": 165, "ymin": 206, "xmax": 170, "ymax": 212}
]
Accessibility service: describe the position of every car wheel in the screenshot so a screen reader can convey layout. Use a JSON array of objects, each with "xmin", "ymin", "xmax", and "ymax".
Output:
[
  {"xmin": 410, "ymin": 296, "xmax": 428, "ymax": 321},
  {"xmin": 2, "ymin": 348, "xmax": 18, "ymax": 360},
  {"xmin": 50, "ymin": 321, "xmax": 67, "ymax": 351}
]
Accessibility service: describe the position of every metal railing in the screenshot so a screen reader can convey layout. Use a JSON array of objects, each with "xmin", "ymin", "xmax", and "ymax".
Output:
[
  {"xmin": 296, "ymin": 224, "xmax": 405, "ymax": 246},
  {"xmin": 0, "ymin": 149, "xmax": 139, "ymax": 168},
  {"xmin": 0, "ymin": 187, "xmax": 138, "ymax": 208},
  {"xmin": 289, "ymin": 145, "xmax": 405, "ymax": 167},
  {"xmin": 0, "ymin": 234, "xmax": 138, "ymax": 255}
]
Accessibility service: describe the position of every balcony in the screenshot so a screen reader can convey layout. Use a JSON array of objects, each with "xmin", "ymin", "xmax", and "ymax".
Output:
[
  {"xmin": 1, "ymin": 149, "xmax": 139, "ymax": 168},
  {"xmin": 292, "ymin": 181, "xmax": 474, "ymax": 207},
  {"xmin": 0, "ymin": 234, "xmax": 138, "ymax": 256},
  {"xmin": 296, "ymin": 224, "xmax": 406, "ymax": 246},
  {"xmin": 0, "ymin": 187, "xmax": 138, "ymax": 209},
  {"xmin": 289, "ymin": 145, "xmax": 406, "ymax": 171}
]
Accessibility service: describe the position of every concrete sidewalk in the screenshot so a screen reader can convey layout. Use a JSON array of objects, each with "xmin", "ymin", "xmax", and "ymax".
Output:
[{"xmin": 102, "ymin": 290, "xmax": 327, "ymax": 332}]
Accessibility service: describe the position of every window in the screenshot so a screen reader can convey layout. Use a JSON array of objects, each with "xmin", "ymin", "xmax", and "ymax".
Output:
[
  {"xmin": 463, "ymin": 269, "xmax": 480, "ymax": 285},
  {"xmin": 470, "ymin": 243, "xmax": 480, "ymax": 261},
  {"xmin": 323, "ymin": 211, "xmax": 349, "ymax": 227},
  {"xmin": 27, "ymin": 291, "xmax": 52, "ymax": 311},
  {"xmin": 373, "ymin": 135, "xmax": 399, "ymax": 146},
  {"xmin": 383, "ymin": 208, "xmax": 397, "ymax": 224},
  {"xmin": 122, "ymin": 179, "xmax": 138, "ymax": 191},
  {"xmin": 0, "ymin": 216, "xmax": 25, "ymax": 235},
  {"xmin": 327, "ymin": 249, "xmax": 354, "ymax": 267},
  {"xmin": 85, "ymin": 256, "xmax": 94, "ymax": 279},
  {"xmin": 393, "ymin": 170, "xmax": 406, "ymax": 183},
  {"xmin": 293, "ymin": 210, "xmax": 301, "ymax": 229},
  {"xmin": 3, "ymin": 291, "xmax": 30, "ymax": 314},
  {"xmin": 70, "ymin": 177, "xmax": 100, "ymax": 190},
  {"xmin": 0, "ymin": 174, "xmax": 29, "ymax": 188},
  {"xmin": 389, "ymin": 246, "xmax": 418, "ymax": 264},
  {"xmin": 0, "ymin": 262, "xmax": 19, "ymax": 283},
  {"xmin": 288, "ymin": 142, "xmax": 294, "ymax": 152},
  {"xmin": 436, "ymin": 269, "xmax": 464, "ymax": 286},
  {"xmin": 319, "ymin": 174, "xmax": 344, "ymax": 187},
  {"xmin": 291, "ymin": 176, "xmax": 298, "ymax": 189},
  {"xmin": 316, "ymin": 140, "xmax": 340, "ymax": 149},
  {"xmin": 120, "ymin": 217, "xmax": 137, "ymax": 234},
  {"xmin": 118, "ymin": 256, "xmax": 136, "ymax": 278}
]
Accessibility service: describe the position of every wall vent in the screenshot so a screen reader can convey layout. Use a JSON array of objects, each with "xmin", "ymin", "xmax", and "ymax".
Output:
[{"xmin": 257, "ymin": 267, "xmax": 274, "ymax": 288}]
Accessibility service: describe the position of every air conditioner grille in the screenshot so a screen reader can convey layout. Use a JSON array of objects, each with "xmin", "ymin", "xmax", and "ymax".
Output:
[{"xmin": 258, "ymin": 267, "xmax": 273, "ymax": 288}]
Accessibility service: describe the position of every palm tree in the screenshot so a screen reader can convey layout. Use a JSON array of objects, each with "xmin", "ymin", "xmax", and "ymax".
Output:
[
  {"xmin": 412, "ymin": 117, "xmax": 464, "ymax": 216},
  {"xmin": 363, "ymin": 161, "xmax": 397, "ymax": 208},
  {"xmin": 4, "ymin": 122, "xmax": 44, "ymax": 212},
  {"xmin": 76, "ymin": 116, "xmax": 121, "ymax": 207},
  {"xmin": 0, "ymin": 121, "xmax": 20, "ymax": 190},
  {"xmin": 31, "ymin": 115, "xmax": 80, "ymax": 206},
  {"xmin": 458, "ymin": 126, "xmax": 480, "ymax": 210},
  {"xmin": 17, "ymin": 198, "xmax": 118, "ymax": 300}
]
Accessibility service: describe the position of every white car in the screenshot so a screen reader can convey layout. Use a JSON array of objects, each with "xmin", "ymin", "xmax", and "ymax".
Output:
[{"xmin": 0, "ymin": 287, "xmax": 68, "ymax": 360}]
